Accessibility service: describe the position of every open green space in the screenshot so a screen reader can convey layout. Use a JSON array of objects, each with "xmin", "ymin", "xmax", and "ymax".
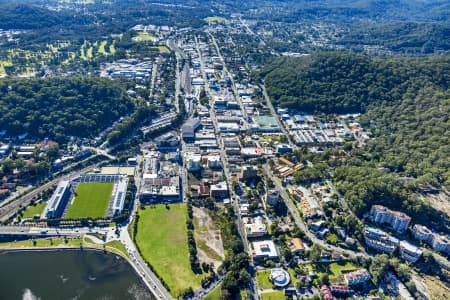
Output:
[
  {"xmin": 329, "ymin": 261, "xmax": 357, "ymax": 278},
  {"xmin": 261, "ymin": 290, "xmax": 285, "ymax": 300},
  {"xmin": 135, "ymin": 204, "xmax": 206, "ymax": 297},
  {"xmin": 156, "ymin": 45, "xmax": 170, "ymax": 53},
  {"xmin": 22, "ymin": 202, "xmax": 47, "ymax": 218},
  {"xmin": 256, "ymin": 270, "xmax": 273, "ymax": 289},
  {"xmin": 312, "ymin": 261, "xmax": 357, "ymax": 280},
  {"xmin": 98, "ymin": 40, "xmax": 108, "ymax": 55},
  {"xmin": 132, "ymin": 31, "xmax": 157, "ymax": 42},
  {"xmin": 64, "ymin": 182, "xmax": 113, "ymax": 219},
  {"xmin": 204, "ymin": 283, "xmax": 222, "ymax": 300},
  {"xmin": 0, "ymin": 238, "xmax": 83, "ymax": 248},
  {"xmin": 288, "ymin": 268, "xmax": 299, "ymax": 287},
  {"xmin": 204, "ymin": 16, "xmax": 226, "ymax": 23},
  {"xmin": 109, "ymin": 41, "xmax": 116, "ymax": 54}
]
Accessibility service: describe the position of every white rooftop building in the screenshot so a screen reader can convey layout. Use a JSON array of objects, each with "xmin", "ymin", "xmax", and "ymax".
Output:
[{"xmin": 251, "ymin": 240, "xmax": 278, "ymax": 261}]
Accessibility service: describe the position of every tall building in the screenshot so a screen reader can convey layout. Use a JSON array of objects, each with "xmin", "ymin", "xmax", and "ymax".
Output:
[
  {"xmin": 412, "ymin": 224, "xmax": 450, "ymax": 255},
  {"xmin": 363, "ymin": 226, "xmax": 399, "ymax": 254},
  {"xmin": 240, "ymin": 165, "xmax": 258, "ymax": 182},
  {"xmin": 399, "ymin": 241, "xmax": 422, "ymax": 263},
  {"xmin": 369, "ymin": 205, "xmax": 411, "ymax": 233}
]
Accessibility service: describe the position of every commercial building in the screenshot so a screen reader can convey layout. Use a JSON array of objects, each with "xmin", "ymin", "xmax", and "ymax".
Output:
[
  {"xmin": 399, "ymin": 240, "xmax": 422, "ymax": 263},
  {"xmin": 185, "ymin": 153, "xmax": 202, "ymax": 172},
  {"xmin": 154, "ymin": 131, "xmax": 179, "ymax": 151},
  {"xmin": 363, "ymin": 226, "xmax": 399, "ymax": 254},
  {"xmin": 181, "ymin": 118, "xmax": 201, "ymax": 141},
  {"xmin": 210, "ymin": 181, "xmax": 228, "ymax": 199},
  {"xmin": 140, "ymin": 176, "xmax": 181, "ymax": 203},
  {"xmin": 266, "ymin": 189, "xmax": 279, "ymax": 207},
  {"xmin": 369, "ymin": 205, "xmax": 411, "ymax": 233},
  {"xmin": 46, "ymin": 180, "xmax": 72, "ymax": 219},
  {"xmin": 276, "ymin": 144, "xmax": 293, "ymax": 154},
  {"xmin": 206, "ymin": 155, "xmax": 221, "ymax": 169},
  {"xmin": 245, "ymin": 216, "xmax": 267, "ymax": 238},
  {"xmin": 288, "ymin": 238, "xmax": 305, "ymax": 254},
  {"xmin": 291, "ymin": 186, "xmax": 321, "ymax": 217},
  {"xmin": 412, "ymin": 224, "xmax": 450, "ymax": 254},
  {"xmin": 240, "ymin": 165, "xmax": 258, "ymax": 182},
  {"xmin": 252, "ymin": 115, "xmax": 281, "ymax": 133},
  {"xmin": 344, "ymin": 268, "xmax": 371, "ymax": 286},
  {"xmin": 251, "ymin": 240, "xmax": 279, "ymax": 262}
]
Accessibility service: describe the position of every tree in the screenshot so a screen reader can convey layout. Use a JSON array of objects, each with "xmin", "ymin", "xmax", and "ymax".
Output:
[
  {"xmin": 308, "ymin": 244, "xmax": 322, "ymax": 262},
  {"xmin": 396, "ymin": 263, "xmax": 411, "ymax": 282},
  {"xmin": 370, "ymin": 254, "xmax": 390, "ymax": 284},
  {"xmin": 238, "ymin": 269, "xmax": 251, "ymax": 287},
  {"xmin": 319, "ymin": 273, "xmax": 330, "ymax": 285}
]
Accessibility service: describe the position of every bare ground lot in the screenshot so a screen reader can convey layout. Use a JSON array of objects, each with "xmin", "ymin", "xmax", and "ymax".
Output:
[
  {"xmin": 193, "ymin": 207, "xmax": 224, "ymax": 270},
  {"xmin": 425, "ymin": 191, "xmax": 450, "ymax": 218}
]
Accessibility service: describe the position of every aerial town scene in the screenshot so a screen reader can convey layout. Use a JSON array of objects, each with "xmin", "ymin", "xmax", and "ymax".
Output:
[{"xmin": 0, "ymin": 1, "xmax": 449, "ymax": 300}]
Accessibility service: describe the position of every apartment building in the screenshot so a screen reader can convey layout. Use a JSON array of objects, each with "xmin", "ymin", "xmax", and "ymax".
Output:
[{"xmin": 369, "ymin": 205, "xmax": 411, "ymax": 233}]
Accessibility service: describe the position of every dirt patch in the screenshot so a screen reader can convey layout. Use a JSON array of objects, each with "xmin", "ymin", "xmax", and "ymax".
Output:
[
  {"xmin": 193, "ymin": 207, "xmax": 225, "ymax": 270},
  {"xmin": 425, "ymin": 191, "xmax": 450, "ymax": 218},
  {"xmin": 413, "ymin": 273, "xmax": 450, "ymax": 300}
]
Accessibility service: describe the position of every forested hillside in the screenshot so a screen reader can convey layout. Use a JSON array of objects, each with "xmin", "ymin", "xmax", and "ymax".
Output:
[
  {"xmin": 0, "ymin": 77, "xmax": 134, "ymax": 142},
  {"xmin": 261, "ymin": 52, "xmax": 450, "ymax": 113},
  {"xmin": 261, "ymin": 52, "xmax": 450, "ymax": 223},
  {"xmin": 339, "ymin": 22, "xmax": 450, "ymax": 54}
]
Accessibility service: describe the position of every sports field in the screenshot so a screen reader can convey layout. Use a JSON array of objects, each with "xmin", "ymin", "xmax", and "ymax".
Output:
[
  {"xmin": 64, "ymin": 182, "xmax": 113, "ymax": 219},
  {"xmin": 135, "ymin": 204, "xmax": 206, "ymax": 297}
]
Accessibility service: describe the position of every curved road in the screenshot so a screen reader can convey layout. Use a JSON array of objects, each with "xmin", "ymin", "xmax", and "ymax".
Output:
[{"xmin": 263, "ymin": 164, "xmax": 368, "ymax": 259}]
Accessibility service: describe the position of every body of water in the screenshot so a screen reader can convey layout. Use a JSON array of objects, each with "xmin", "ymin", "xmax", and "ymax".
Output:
[{"xmin": 0, "ymin": 249, "xmax": 153, "ymax": 300}]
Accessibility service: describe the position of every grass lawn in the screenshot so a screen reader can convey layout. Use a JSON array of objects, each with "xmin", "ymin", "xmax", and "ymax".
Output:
[
  {"xmin": 65, "ymin": 182, "xmax": 113, "ymax": 219},
  {"xmin": 204, "ymin": 283, "xmax": 222, "ymax": 300},
  {"xmin": 326, "ymin": 233, "xmax": 338, "ymax": 244},
  {"xmin": 105, "ymin": 240, "xmax": 129, "ymax": 258},
  {"xmin": 109, "ymin": 41, "xmax": 116, "ymax": 54},
  {"xmin": 86, "ymin": 46, "xmax": 93, "ymax": 59},
  {"xmin": 313, "ymin": 261, "xmax": 357, "ymax": 282},
  {"xmin": 132, "ymin": 31, "xmax": 157, "ymax": 42},
  {"xmin": 329, "ymin": 261, "xmax": 357, "ymax": 278},
  {"xmin": 157, "ymin": 45, "xmax": 170, "ymax": 53},
  {"xmin": 256, "ymin": 270, "xmax": 273, "ymax": 289},
  {"xmin": 204, "ymin": 16, "xmax": 226, "ymax": 23},
  {"xmin": 135, "ymin": 204, "xmax": 206, "ymax": 297},
  {"xmin": 98, "ymin": 40, "xmax": 108, "ymax": 55},
  {"xmin": 261, "ymin": 291, "xmax": 285, "ymax": 300},
  {"xmin": 0, "ymin": 238, "xmax": 83, "ymax": 248},
  {"xmin": 288, "ymin": 268, "xmax": 298, "ymax": 287},
  {"xmin": 22, "ymin": 202, "xmax": 47, "ymax": 218}
]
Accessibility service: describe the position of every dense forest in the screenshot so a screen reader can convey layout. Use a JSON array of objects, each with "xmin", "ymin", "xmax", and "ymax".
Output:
[
  {"xmin": 340, "ymin": 22, "xmax": 450, "ymax": 54},
  {"xmin": 0, "ymin": 4, "xmax": 91, "ymax": 30},
  {"xmin": 261, "ymin": 52, "xmax": 450, "ymax": 224},
  {"xmin": 260, "ymin": 52, "xmax": 450, "ymax": 113},
  {"xmin": 0, "ymin": 77, "xmax": 134, "ymax": 142}
]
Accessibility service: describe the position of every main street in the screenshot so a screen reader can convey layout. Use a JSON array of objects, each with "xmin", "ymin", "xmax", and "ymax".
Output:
[{"xmin": 195, "ymin": 33, "xmax": 260, "ymax": 299}]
